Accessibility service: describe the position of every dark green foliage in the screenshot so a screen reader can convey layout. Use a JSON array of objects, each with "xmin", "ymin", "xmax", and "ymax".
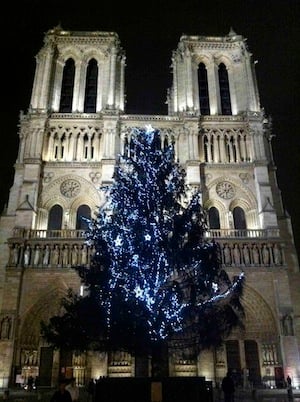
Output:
[{"xmin": 41, "ymin": 127, "xmax": 245, "ymax": 359}]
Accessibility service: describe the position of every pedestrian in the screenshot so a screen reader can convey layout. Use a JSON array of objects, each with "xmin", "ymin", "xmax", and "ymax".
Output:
[
  {"xmin": 66, "ymin": 377, "xmax": 79, "ymax": 401},
  {"xmin": 87, "ymin": 378, "xmax": 95, "ymax": 402},
  {"xmin": 50, "ymin": 379, "xmax": 72, "ymax": 402},
  {"xmin": 222, "ymin": 371, "xmax": 235, "ymax": 402},
  {"xmin": 286, "ymin": 376, "xmax": 293, "ymax": 401},
  {"xmin": 27, "ymin": 375, "xmax": 34, "ymax": 391}
]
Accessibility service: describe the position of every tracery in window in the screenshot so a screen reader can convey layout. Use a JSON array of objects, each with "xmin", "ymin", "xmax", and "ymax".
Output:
[{"xmin": 59, "ymin": 58, "xmax": 75, "ymax": 113}]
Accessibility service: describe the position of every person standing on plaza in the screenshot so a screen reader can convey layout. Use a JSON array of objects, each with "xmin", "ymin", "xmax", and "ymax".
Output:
[
  {"xmin": 66, "ymin": 377, "xmax": 79, "ymax": 402},
  {"xmin": 50, "ymin": 379, "xmax": 72, "ymax": 402},
  {"xmin": 222, "ymin": 371, "xmax": 235, "ymax": 402},
  {"xmin": 286, "ymin": 375, "xmax": 293, "ymax": 401}
]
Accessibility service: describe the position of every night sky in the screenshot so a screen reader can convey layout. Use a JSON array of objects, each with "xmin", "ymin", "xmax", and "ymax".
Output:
[{"xmin": 1, "ymin": 0, "xmax": 299, "ymax": 256}]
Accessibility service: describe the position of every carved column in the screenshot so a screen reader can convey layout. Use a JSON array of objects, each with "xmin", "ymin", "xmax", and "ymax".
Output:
[
  {"xmin": 72, "ymin": 60, "xmax": 83, "ymax": 112},
  {"xmin": 172, "ymin": 54, "xmax": 178, "ymax": 112},
  {"xmin": 227, "ymin": 65, "xmax": 237, "ymax": 114},
  {"xmin": 108, "ymin": 47, "xmax": 117, "ymax": 108},
  {"xmin": 39, "ymin": 43, "xmax": 55, "ymax": 110},
  {"xmin": 119, "ymin": 55, "xmax": 126, "ymax": 111},
  {"xmin": 185, "ymin": 47, "xmax": 193, "ymax": 110},
  {"xmin": 52, "ymin": 59, "xmax": 64, "ymax": 112}
]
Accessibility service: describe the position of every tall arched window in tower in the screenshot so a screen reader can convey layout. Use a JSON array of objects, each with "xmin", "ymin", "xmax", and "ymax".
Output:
[
  {"xmin": 233, "ymin": 206, "xmax": 247, "ymax": 230},
  {"xmin": 208, "ymin": 207, "xmax": 220, "ymax": 229},
  {"xmin": 84, "ymin": 59, "xmax": 98, "ymax": 113},
  {"xmin": 218, "ymin": 63, "xmax": 232, "ymax": 115},
  {"xmin": 198, "ymin": 63, "xmax": 210, "ymax": 115},
  {"xmin": 48, "ymin": 205, "xmax": 63, "ymax": 230},
  {"xmin": 59, "ymin": 58, "xmax": 75, "ymax": 113},
  {"xmin": 76, "ymin": 205, "xmax": 91, "ymax": 230}
]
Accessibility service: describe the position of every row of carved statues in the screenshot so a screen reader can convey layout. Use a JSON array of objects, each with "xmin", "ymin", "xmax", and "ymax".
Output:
[
  {"xmin": 9, "ymin": 243, "xmax": 94, "ymax": 267},
  {"xmin": 16, "ymin": 341, "xmax": 282, "ymax": 371},
  {"xmin": 8, "ymin": 241, "xmax": 284, "ymax": 268},
  {"xmin": 221, "ymin": 242, "xmax": 284, "ymax": 266}
]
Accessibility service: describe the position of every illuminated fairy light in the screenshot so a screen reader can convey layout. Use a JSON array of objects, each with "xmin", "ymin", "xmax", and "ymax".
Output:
[
  {"xmin": 114, "ymin": 235, "xmax": 123, "ymax": 246},
  {"xmin": 83, "ymin": 126, "xmax": 245, "ymax": 342}
]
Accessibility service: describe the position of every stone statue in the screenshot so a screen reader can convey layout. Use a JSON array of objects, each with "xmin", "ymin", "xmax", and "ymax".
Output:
[
  {"xmin": 233, "ymin": 244, "xmax": 241, "ymax": 265},
  {"xmin": 62, "ymin": 245, "xmax": 69, "ymax": 267},
  {"xmin": 273, "ymin": 244, "xmax": 282, "ymax": 265},
  {"xmin": 23, "ymin": 245, "xmax": 31, "ymax": 266},
  {"xmin": 71, "ymin": 244, "xmax": 79, "ymax": 266},
  {"xmin": 51, "ymin": 244, "xmax": 60, "ymax": 266},
  {"xmin": 43, "ymin": 245, "xmax": 50, "ymax": 266},
  {"xmin": 0, "ymin": 316, "xmax": 11, "ymax": 339},
  {"xmin": 81, "ymin": 244, "xmax": 88, "ymax": 265},
  {"xmin": 12, "ymin": 244, "xmax": 19, "ymax": 266},
  {"xmin": 252, "ymin": 244, "xmax": 260, "ymax": 265},
  {"xmin": 33, "ymin": 245, "xmax": 41, "ymax": 266},
  {"xmin": 282, "ymin": 314, "xmax": 294, "ymax": 336},
  {"xmin": 223, "ymin": 244, "xmax": 231, "ymax": 265},
  {"xmin": 262, "ymin": 244, "xmax": 270, "ymax": 265},
  {"xmin": 242, "ymin": 244, "xmax": 250, "ymax": 265}
]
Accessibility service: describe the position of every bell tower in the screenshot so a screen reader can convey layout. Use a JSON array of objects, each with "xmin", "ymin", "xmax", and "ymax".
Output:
[
  {"xmin": 30, "ymin": 25, "xmax": 125, "ymax": 114},
  {"xmin": 6, "ymin": 26, "xmax": 126, "ymax": 230}
]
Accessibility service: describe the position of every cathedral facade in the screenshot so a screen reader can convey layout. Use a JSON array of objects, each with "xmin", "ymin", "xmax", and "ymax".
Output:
[{"xmin": 0, "ymin": 26, "xmax": 299, "ymax": 388}]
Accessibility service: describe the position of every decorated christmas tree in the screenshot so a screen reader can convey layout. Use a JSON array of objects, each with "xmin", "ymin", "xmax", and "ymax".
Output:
[{"xmin": 41, "ymin": 125, "xmax": 245, "ymax": 365}]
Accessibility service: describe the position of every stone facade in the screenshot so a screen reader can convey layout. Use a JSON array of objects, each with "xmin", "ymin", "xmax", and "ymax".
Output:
[{"xmin": 0, "ymin": 26, "xmax": 299, "ymax": 388}]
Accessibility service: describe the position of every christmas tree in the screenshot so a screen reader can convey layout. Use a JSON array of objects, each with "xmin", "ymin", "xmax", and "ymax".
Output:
[{"xmin": 41, "ymin": 125, "xmax": 245, "ymax": 361}]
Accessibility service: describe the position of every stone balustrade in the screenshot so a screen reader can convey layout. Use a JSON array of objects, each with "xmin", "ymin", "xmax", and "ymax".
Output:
[{"xmin": 7, "ymin": 228, "xmax": 285, "ymax": 269}]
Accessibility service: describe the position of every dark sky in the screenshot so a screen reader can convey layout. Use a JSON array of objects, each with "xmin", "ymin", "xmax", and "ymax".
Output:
[{"xmin": 1, "ymin": 0, "xmax": 299, "ymax": 255}]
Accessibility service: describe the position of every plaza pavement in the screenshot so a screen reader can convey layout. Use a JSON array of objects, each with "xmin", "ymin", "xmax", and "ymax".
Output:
[{"xmin": 0, "ymin": 386, "xmax": 299, "ymax": 402}]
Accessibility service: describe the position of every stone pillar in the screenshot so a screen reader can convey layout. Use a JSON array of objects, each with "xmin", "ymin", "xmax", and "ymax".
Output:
[
  {"xmin": 52, "ymin": 59, "xmax": 64, "ymax": 112},
  {"xmin": 227, "ymin": 65, "xmax": 237, "ymax": 115},
  {"xmin": 72, "ymin": 60, "xmax": 83, "ymax": 112},
  {"xmin": 76, "ymin": 60, "xmax": 87, "ymax": 112},
  {"xmin": 244, "ymin": 54, "xmax": 260, "ymax": 111},
  {"xmin": 119, "ymin": 55, "xmax": 126, "ymax": 111},
  {"xmin": 108, "ymin": 47, "xmax": 117, "ymax": 108},
  {"xmin": 39, "ymin": 45, "xmax": 55, "ymax": 110},
  {"xmin": 172, "ymin": 55, "xmax": 178, "ymax": 112},
  {"xmin": 185, "ymin": 47, "xmax": 193, "ymax": 110}
]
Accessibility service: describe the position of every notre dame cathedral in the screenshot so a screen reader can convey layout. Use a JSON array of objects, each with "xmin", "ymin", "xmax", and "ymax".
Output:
[{"xmin": 0, "ymin": 25, "xmax": 299, "ymax": 389}]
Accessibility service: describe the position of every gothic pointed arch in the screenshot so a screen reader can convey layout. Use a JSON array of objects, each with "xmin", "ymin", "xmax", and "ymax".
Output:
[
  {"xmin": 232, "ymin": 206, "xmax": 247, "ymax": 229},
  {"xmin": 76, "ymin": 204, "xmax": 91, "ymax": 230},
  {"xmin": 218, "ymin": 62, "xmax": 232, "ymax": 115},
  {"xmin": 198, "ymin": 62, "xmax": 210, "ymax": 115},
  {"xmin": 39, "ymin": 174, "xmax": 104, "ymax": 230},
  {"xmin": 240, "ymin": 284, "xmax": 278, "ymax": 340},
  {"xmin": 59, "ymin": 58, "xmax": 75, "ymax": 113},
  {"xmin": 208, "ymin": 206, "xmax": 220, "ymax": 229},
  {"xmin": 84, "ymin": 58, "xmax": 98, "ymax": 113},
  {"xmin": 19, "ymin": 286, "xmax": 67, "ymax": 349},
  {"xmin": 48, "ymin": 204, "xmax": 63, "ymax": 230}
]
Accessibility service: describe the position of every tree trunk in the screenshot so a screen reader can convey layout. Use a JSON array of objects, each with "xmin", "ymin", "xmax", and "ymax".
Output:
[{"xmin": 151, "ymin": 341, "xmax": 169, "ymax": 378}]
